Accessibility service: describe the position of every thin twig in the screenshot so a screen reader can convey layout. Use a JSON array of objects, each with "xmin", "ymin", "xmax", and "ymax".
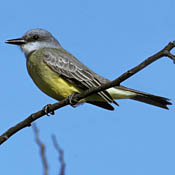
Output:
[
  {"xmin": 52, "ymin": 135, "xmax": 66, "ymax": 175},
  {"xmin": 33, "ymin": 124, "xmax": 49, "ymax": 175},
  {"xmin": 0, "ymin": 41, "xmax": 175, "ymax": 145}
]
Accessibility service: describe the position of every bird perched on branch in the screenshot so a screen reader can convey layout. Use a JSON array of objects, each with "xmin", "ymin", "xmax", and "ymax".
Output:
[{"xmin": 5, "ymin": 28, "xmax": 172, "ymax": 110}]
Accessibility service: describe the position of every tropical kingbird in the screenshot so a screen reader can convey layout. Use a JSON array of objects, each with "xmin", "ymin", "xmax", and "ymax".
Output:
[{"xmin": 5, "ymin": 28, "xmax": 171, "ymax": 110}]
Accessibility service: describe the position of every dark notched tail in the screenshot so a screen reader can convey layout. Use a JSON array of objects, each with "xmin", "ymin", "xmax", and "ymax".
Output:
[
  {"xmin": 131, "ymin": 93, "xmax": 171, "ymax": 109},
  {"xmin": 117, "ymin": 86, "xmax": 172, "ymax": 110},
  {"xmin": 87, "ymin": 86, "xmax": 172, "ymax": 110}
]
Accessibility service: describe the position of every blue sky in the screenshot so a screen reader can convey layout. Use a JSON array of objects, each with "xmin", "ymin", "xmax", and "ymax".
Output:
[{"xmin": 1, "ymin": 0, "xmax": 175, "ymax": 174}]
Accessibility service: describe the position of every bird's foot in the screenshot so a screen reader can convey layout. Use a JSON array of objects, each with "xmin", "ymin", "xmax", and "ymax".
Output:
[
  {"xmin": 68, "ymin": 92, "xmax": 79, "ymax": 107},
  {"xmin": 42, "ymin": 104, "xmax": 55, "ymax": 116}
]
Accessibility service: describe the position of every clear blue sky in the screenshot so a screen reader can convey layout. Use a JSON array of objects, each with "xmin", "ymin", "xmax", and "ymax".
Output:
[{"xmin": 1, "ymin": 0, "xmax": 175, "ymax": 174}]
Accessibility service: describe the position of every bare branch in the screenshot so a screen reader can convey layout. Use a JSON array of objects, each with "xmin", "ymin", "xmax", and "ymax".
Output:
[
  {"xmin": 52, "ymin": 135, "xmax": 66, "ymax": 175},
  {"xmin": 0, "ymin": 41, "xmax": 175, "ymax": 145},
  {"xmin": 33, "ymin": 124, "xmax": 49, "ymax": 175}
]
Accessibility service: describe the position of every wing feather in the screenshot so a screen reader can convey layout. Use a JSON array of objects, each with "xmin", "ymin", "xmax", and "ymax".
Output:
[{"xmin": 42, "ymin": 48, "xmax": 114, "ymax": 103}]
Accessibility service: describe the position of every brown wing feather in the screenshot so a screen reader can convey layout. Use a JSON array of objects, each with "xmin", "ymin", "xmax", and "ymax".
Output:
[{"xmin": 42, "ymin": 48, "xmax": 117, "ymax": 105}]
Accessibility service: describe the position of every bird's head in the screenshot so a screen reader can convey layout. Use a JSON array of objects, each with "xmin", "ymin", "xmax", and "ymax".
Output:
[{"xmin": 5, "ymin": 28, "xmax": 61, "ymax": 56}]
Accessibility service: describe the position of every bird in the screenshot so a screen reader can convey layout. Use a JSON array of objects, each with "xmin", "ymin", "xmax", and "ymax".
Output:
[{"xmin": 5, "ymin": 28, "xmax": 172, "ymax": 110}]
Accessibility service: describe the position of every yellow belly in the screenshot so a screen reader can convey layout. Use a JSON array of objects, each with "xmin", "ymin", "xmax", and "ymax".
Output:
[
  {"xmin": 26, "ymin": 50, "xmax": 110, "ymax": 103},
  {"xmin": 27, "ymin": 56, "xmax": 82, "ymax": 101}
]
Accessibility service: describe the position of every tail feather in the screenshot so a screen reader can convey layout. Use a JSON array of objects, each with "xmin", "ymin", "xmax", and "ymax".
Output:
[
  {"xmin": 131, "ymin": 94, "xmax": 171, "ymax": 109},
  {"xmin": 116, "ymin": 86, "xmax": 172, "ymax": 110}
]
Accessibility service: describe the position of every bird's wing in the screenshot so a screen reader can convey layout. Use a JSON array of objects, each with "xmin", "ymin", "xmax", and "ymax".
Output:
[{"xmin": 42, "ymin": 48, "xmax": 115, "ymax": 104}]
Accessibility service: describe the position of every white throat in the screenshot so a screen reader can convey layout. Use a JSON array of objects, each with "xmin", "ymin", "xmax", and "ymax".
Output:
[
  {"xmin": 21, "ymin": 41, "xmax": 59, "ymax": 55},
  {"xmin": 21, "ymin": 42, "xmax": 41, "ymax": 55}
]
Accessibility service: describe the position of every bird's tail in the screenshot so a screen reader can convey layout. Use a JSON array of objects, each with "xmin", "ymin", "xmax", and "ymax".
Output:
[{"xmin": 107, "ymin": 86, "xmax": 172, "ymax": 109}]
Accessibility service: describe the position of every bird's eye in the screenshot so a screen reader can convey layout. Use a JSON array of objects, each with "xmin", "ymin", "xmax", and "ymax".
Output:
[{"xmin": 32, "ymin": 35, "xmax": 39, "ymax": 40}]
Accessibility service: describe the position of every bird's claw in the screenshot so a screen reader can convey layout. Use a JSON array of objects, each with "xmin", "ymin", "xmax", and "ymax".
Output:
[
  {"xmin": 42, "ymin": 104, "xmax": 55, "ymax": 116},
  {"xmin": 68, "ymin": 92, "xmax": 79, "ymax": 107}
]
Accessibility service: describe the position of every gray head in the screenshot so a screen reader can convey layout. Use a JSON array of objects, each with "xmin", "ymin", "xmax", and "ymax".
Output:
[{"xmin": 5, "ymin": 28, "xmax": 61, "ymax": 55}]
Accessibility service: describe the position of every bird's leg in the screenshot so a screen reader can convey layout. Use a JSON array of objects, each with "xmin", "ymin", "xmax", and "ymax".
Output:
[
  {"xmin": 42, "ymin": 104, "xmax": 55, "ymax": 116},
  {"xmin": 68, "ymin": 92, "xmax": 80, "ymax": 107}
]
